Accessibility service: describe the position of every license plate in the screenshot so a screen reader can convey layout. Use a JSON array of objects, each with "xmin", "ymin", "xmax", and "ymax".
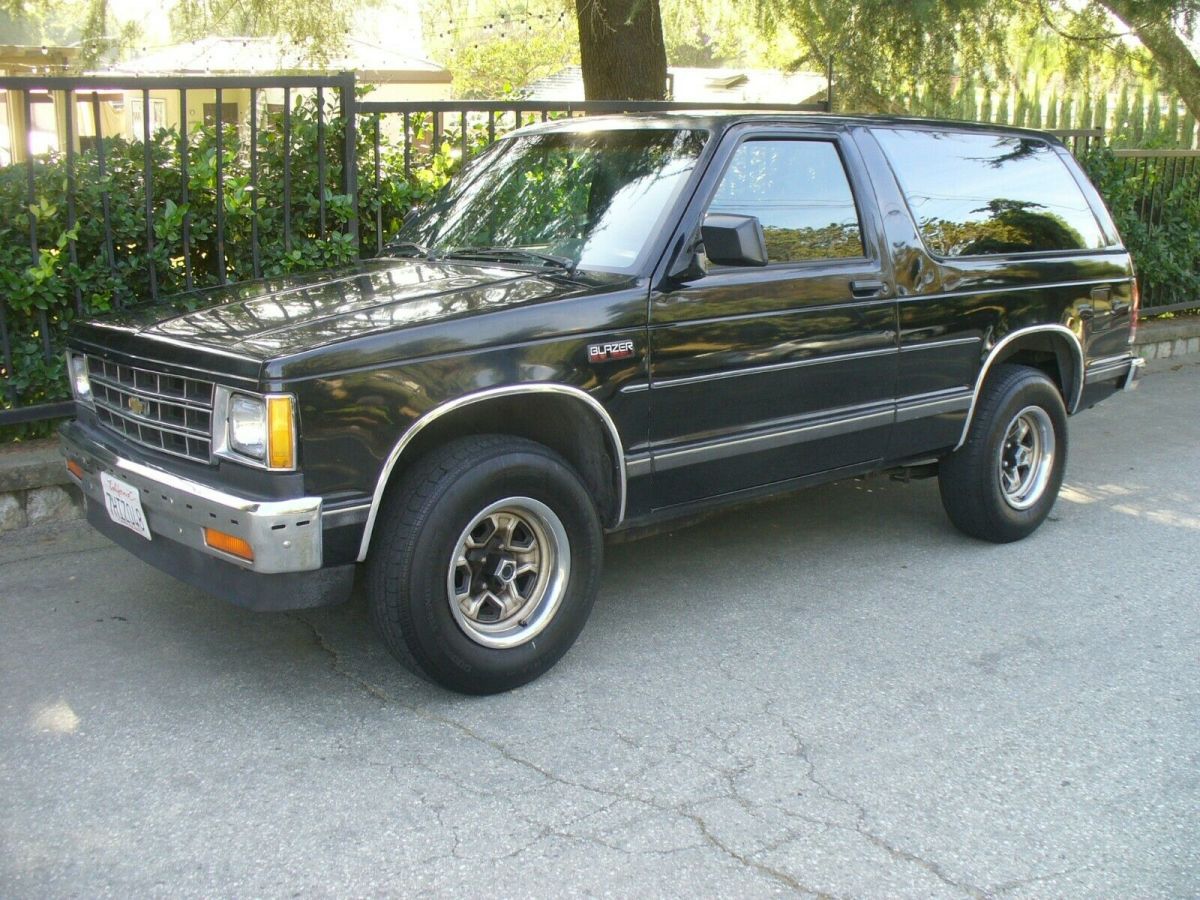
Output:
[{"xmin": 100, "ymin": 471, "xmax": 152, "ymax": 541}]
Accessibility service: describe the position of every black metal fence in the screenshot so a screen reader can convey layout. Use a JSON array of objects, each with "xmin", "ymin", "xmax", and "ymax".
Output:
[
  {"xmin": 0, "ymin": 72, "xmax": 358, "ymax": 425},
  {"xmin": 1052, "ymin": 127, "xmax": 1105, "ymax": 157},
  {"xmin": 1110, "ymin": 148, "xmax": 1200, "ymax": 314},
  {"xmin": 0, "ymin": 72, "xmax": 1191, "ymax": 429}
]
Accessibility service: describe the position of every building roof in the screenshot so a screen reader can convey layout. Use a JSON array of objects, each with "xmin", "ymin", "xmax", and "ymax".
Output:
[
  {"xmin": 524, "ymin": 66, "xmax": 829, "ymax": 105},
  {"xmin": 107, "ymin": 36, "xmax": 451, "ymax": 83},
  {"xmin": 0, "ymin": 45, "xmax": 80, "ymax": 77}
]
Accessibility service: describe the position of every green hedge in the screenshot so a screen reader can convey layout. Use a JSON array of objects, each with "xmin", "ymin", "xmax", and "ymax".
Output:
[
  {"xmin": 0, "ymin": 96, "xmax": 462, "ymax": 440},
  {"xmin": 1082, "ymin": 148, "xmax": 1200, "ymax": 312},
  {"xmin": 2, "ymin": 106, "xmax": 1198, "ymax": 442}
]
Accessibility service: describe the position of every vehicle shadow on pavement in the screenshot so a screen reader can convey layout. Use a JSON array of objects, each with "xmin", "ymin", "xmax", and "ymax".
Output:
[{"xmin": 286, "ymin": 472, "xmax": 957, "ymax": 702}]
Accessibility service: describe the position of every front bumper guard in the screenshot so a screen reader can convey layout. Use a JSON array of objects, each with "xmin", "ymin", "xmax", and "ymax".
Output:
[{"xmin": 61, "ymin": 420, "xmax": 322, "ymax": 574}]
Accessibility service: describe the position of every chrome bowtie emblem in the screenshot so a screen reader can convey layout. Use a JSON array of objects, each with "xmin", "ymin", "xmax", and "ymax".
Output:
[{"xmin": 127, "ymin": 396, "xmax": 148, "ymax": 416}]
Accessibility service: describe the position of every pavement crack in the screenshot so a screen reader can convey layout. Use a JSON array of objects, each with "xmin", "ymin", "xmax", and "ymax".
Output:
[
  {"xmin": 290, "ymin": 614, "xmax": 975, "ymax": 898},
  {"xmin": 289, "ymin": 613, "xmax": 390, "ymax": 703},
  {"xmin": 988, "ymin": 866, "xmax": 1090, "ymax": 895}
]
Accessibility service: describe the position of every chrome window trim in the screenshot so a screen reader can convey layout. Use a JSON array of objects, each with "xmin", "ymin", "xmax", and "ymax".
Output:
[
  {"xmin": 953, "ymin": 324, "xmax": 1084, "ymax": 452},
  {"xmin": 356, "ymin": 384, "xmax": 627, "ymax": 562}
]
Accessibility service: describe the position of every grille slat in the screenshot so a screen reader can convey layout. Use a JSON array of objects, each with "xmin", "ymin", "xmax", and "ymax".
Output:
[{"xmin": 88, "ymin": 357, "xmax": 215, "ymax": 463}]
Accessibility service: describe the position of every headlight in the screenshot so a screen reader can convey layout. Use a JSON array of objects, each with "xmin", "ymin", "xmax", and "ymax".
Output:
[
  {"xmin": 228, "ymin": 394, "xmax": 267, "ymax": 459},
  {"xmin": 219, "ymin": 390, "xmax": 296, "ymax": 470},
  {"xmin": 67, "ymin": 353, "xmax": 92, "ymax": 405}
]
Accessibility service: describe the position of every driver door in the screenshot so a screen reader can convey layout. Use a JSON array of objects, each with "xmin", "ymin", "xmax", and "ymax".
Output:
[{"xmin": 648, "ymin": 128, "xmax": 898, "ymax": 508}]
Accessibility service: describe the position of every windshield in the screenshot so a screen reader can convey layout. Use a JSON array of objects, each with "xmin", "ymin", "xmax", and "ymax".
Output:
[{"xmin": 398, "ymin": 127, "xmax": 710, "ymax": 273}]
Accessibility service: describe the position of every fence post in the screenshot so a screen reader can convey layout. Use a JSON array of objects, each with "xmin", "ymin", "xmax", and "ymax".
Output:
[
  {"xmin": 340, "ymin": 72, "xmax": 360, "ymax": 249},
  {"xmin": 826, "ymin": 56, "xmax": 834, "ymax": 114}
]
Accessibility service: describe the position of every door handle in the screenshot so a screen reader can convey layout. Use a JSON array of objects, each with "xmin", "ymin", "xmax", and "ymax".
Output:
[{"xmin": 850, "ymin": 279, "xmax": 888, "ymax": 298}]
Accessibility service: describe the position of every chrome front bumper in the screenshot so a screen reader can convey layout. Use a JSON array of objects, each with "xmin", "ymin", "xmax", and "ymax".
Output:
[{"xmin": 61, "ymin": 420, "xmax": 322, "ymax": 574}]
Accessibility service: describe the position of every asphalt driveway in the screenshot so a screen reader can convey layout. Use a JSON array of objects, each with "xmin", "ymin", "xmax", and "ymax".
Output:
[{"xmin": 2, "ymin": 359, "xmax": 1197, "ymax": 898}]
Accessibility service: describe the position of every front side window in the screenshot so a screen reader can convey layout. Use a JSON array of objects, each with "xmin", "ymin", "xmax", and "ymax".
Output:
[
  {"xmin": 874, "ymin": 128, "xmax": 1109, "ymax": 257},
  {"xmin": 707, "ymin": 139, "xmax": 865, "ymax": 263},
  {"xmin": 399, "ymin": 128, "xmax": 709, "ymax": 272}
]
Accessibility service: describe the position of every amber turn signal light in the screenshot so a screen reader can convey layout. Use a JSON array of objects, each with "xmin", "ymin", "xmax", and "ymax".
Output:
[
  {"xmin": 65, "ymin": 459, "xmax": 83, "ymax": 480},
  {"xmin": 203, "ymin": 527, "xmax": 255, "ymax": 562},
  {"xmin": 267, "ymin": 395, "xmax": 295, "ymax": 470}
]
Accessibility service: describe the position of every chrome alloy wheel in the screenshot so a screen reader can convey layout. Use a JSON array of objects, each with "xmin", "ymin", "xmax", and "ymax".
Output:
[
  {"xmin": 998, "ymin": 405, "xmax": 1056, "ymax": 510},
  {"xmin": 446, "ymin": 497, "xmax": 571, "ymax": 649}
]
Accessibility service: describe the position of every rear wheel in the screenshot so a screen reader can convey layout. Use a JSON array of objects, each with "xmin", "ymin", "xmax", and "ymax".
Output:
[
  {"xmin": 938, "ymin": 364, "xmax": 1068, "ymax": 543},
  {"xmin": 366, "ymin": 435, "xmax": 603, "ymax": 694}
]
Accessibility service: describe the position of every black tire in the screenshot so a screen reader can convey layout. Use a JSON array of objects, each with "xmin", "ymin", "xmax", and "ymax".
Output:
[
  {"xmin": 938, "ymin": 364, "xmax": 1068, "ymax": 543},
  {"xmin": 365, "ymin": 434, "xmax": 603, "ymax": 694}
]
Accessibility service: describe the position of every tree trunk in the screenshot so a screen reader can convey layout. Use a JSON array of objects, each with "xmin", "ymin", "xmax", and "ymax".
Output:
[
  {"xmin": 574, "ymin": 0, "xmax": 668, "ymax": 100},
  {"xmin": 1098, "ymin": 0, "xmax": 1200, "ymax": 122}
]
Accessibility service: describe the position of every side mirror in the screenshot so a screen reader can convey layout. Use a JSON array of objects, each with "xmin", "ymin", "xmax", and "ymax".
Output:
[{"xmin": 701, "ymin": 213, "xmax": 768, "ymax": 267}]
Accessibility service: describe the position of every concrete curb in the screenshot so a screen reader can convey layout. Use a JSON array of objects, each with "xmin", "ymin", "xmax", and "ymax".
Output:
[
  {"xmin": 1, "ymin": 314, "xmax": 1197, "ymax": 533},
  {"xmin": 1135, "ymin": 315, "xmax": 1200, "ymax": 362},
  {"xmin": 0, "ymin": 439, "xmax": 82, "ymax": 532}
]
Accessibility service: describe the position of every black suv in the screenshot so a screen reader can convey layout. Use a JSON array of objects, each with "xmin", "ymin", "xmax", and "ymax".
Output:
[{"xmin": 61, "ymin": 113, "xmax": 1142, "ymax": 693}]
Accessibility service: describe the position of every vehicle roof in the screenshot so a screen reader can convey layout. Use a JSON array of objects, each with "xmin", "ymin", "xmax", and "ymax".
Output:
[{"xmin": 512, "ymin": 111, "xmax": 1066, "ymax": 144}]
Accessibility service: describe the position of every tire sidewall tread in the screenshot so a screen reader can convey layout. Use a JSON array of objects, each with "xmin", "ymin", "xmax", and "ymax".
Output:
[
  {"xmin": 939, "ymin": 364, "xmax": 1069, "ymax": 543},
  {"xmin": 366, "ymin": 434, "xmax": 603, "ymax": 694}
]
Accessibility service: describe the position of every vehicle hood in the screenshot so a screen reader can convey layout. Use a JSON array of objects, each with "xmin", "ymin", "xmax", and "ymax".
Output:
[{"xmin": 71, "ymin": 258, "xmax": 619, "ymax": 363}]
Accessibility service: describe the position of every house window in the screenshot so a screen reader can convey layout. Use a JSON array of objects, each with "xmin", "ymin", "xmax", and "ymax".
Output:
[{"xmin": 203, "ymin": 103, "xmax": 239, "ymax": 127}]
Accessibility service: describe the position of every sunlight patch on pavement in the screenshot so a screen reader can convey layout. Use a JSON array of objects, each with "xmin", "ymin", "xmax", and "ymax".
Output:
[{"xmin": 31, "ymin": 699, "xmax": 80, "ymax": 734}]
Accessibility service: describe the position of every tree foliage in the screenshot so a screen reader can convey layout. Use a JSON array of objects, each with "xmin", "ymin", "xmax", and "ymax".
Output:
[
  {"xmin": 421, "ymin": 0, "xmax": 579, "ymax": 98},
  {"xmin": 760, "ymin": 0, "xmax": 1200, "ymax": 120}
]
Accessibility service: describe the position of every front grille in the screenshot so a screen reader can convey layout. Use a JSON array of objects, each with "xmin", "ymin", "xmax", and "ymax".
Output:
[{"xmin": 88, "ymin": 357, "xmax": 215, "ymax": 463}]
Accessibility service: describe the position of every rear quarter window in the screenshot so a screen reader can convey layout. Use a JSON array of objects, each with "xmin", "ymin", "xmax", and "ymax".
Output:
[{"xmin": 873, "ymin": 128, "xmax": 1110, "ymax": 257}]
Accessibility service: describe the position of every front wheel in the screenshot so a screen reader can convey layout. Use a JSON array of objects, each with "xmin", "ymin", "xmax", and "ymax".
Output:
[
  {"xmin": 366, "ymin": 435, "xmax": 603, "ymax": 694},
  {"xmin": 938, "ymin": 364, "xmax": 1068, "ymax": 543}
]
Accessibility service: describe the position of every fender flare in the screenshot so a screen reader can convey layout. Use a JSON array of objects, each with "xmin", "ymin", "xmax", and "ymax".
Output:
[
  {"xmin": 357, "ymin": 384, "xmax": 627, "ymax": 561},
  {"xmin": 953, "ymin": 324, "xmax": 1084, "ymax": 452}
]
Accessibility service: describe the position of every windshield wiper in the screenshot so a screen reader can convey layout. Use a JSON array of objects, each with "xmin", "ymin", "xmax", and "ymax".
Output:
[
  {"xmin": 438, "ymin": 246, "xmax": 575, "ymax": 272},
  {"xmin": 382, "ymin": 240, "xmax": 431, "ymax": 258}
]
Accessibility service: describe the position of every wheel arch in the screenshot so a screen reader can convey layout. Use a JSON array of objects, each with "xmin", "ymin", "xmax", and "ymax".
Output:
[
  {"xmin": 953, "ymin": 324, "xmax": 1083, "ymax": 452},
  {"xmin": 357, "ymin": 385, "xmax": 626, "ymax": 561}
]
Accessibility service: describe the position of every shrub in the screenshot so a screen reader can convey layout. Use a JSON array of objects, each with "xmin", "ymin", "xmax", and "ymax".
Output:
[
  {"xmin": 0, "ymin": 95, "xmax": 463, "ymax": 440},
  {"xmin": 1082, "ymin": 147, "xmax": 1200, "ymax": 312}
]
